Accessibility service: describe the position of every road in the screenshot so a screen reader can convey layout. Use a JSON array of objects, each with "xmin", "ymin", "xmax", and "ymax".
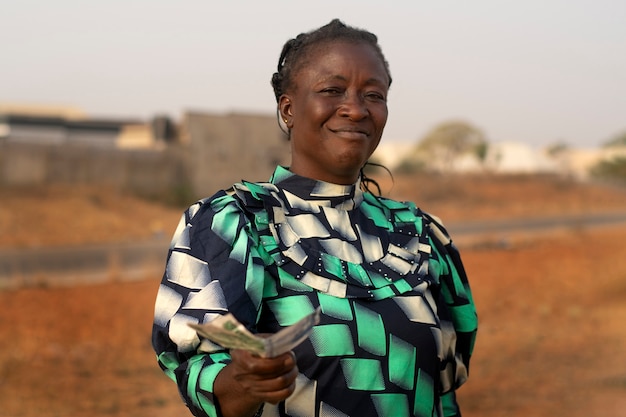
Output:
[
  {"xmin": 0, "ymin": 239, "xmax": 169, "ymax": 288},
  {"xmin": 445, "ymin": 211, "xmax": 626, "ymax": 236},
  {"xmin": 2, "ymin": 211, "xmax": 626, "ymax": 287}
]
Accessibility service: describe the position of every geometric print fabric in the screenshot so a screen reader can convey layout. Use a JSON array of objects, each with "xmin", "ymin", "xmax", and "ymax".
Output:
[{"xmin": 152, "ymin": 166, "xmax": 477, "ymax": 417}]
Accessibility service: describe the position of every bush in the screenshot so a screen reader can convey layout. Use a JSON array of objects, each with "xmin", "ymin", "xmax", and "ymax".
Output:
[
  {"xmin": 394, "ymin": 159, "xmax": 427, "ymax": 175},
  {"xmin": 590, "ymin": 157, "xmax": 626, "ymax": 183}
]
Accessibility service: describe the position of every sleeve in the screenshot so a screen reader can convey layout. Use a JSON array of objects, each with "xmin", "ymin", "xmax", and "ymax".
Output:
[
  {"xmin": 151, "ymin": 192, "xmax": 269, "ymax": 417},
  {"xmin": 425, "ymin": 214, "xmax": 478, "ymax": 417}
]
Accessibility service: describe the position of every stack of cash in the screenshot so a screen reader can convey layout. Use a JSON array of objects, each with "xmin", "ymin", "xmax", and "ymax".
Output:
[{"xmin": 188, "ymin": 308, "xmax": 321, "ymax": 358}]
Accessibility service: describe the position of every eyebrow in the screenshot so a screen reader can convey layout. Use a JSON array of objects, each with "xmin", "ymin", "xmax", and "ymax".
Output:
[{"xmin": 319, "ymin": 74, "xmax": 388, "ymax": 87}]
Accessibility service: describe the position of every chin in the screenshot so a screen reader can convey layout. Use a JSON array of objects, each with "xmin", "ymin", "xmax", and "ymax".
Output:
[{"xmin": 333, "ymin": 158, "xmax": 369, "ymax": 179}]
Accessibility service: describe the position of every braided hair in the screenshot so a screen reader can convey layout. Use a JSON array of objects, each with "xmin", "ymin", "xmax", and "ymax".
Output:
[
  {"xmin": 271, "ymin": 19, "xmax": 393, "ymax": 195},
  {"xmin": 271, "ymin": 19, "xmax": 392, "ymax": 102}
]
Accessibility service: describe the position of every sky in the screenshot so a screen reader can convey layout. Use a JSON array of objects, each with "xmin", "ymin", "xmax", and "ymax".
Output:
[{"xmin": 2, "ymin": 0, "xmax": 625, "ymax": 149}]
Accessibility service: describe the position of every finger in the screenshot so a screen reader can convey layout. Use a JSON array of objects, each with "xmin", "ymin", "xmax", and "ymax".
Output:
[
  {"xmin": 234, "ymin": 358, "xmax": 298, "ymax": 393},
  {"xmin": 249, "ymin": 367, "xmax": 299, "ymax": 404},
  {"xmin": 255, "ymin": 362, "xmax": 299, "ymax": 391},
  {"xmin": 231, "ymin": 349, "xmax": 297, "ymax": 377}
]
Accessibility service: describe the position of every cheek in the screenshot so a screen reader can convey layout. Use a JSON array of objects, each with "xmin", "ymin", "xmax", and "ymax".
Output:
[
  {"xmin": 368, "ymin": 136, "xmax": 383, "ymax": 157},
  {"xmin": 375, "ymin": 106, "xmax": 389, "ymax": 131},
  {"xmin": 293, "ymin": 103, "xmax": 326, "ymax": 132},
  {"xmin": 310, "ymin": 102, "xmax": 335, "ymax": 124}
]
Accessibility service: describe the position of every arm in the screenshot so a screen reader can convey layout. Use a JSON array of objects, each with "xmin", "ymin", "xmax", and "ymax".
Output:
[
  {"xmin": 152, "ymin": 194, "xmax": 297, "ymax": 417},
  {"xmin": 425, "ymin": 214, "xmax": 478, "ymax": 417}
]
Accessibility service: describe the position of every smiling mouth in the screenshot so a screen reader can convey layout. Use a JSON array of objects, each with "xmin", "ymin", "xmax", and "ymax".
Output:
[{"xmin": 330, "ymin": 128, "xmax": 369, "ymax": 139}]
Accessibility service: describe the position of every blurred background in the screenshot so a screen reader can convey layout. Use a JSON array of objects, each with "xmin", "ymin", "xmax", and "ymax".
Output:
[{"xmin": 1, "ymin": 1, "xmax": 625, "ymax": 416}]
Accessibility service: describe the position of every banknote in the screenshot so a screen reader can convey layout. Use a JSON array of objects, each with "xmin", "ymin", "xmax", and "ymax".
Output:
[{"xmin": 188, "ymin": 307, "xmax": 321, "ymax": 358}]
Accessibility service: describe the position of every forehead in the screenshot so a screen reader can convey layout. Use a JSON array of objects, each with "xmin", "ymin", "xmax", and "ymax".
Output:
[
  {"xmin": 306, "ymin": 38, "xmax": 378, "ymax": 55},
  {"xmin": 295, "ymin": 40, "xmax": 389, "ymax": 83}
]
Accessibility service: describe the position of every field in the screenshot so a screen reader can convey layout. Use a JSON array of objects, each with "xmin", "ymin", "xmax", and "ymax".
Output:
[{"xmin": 1, "ymin": 173, "xmax": 626, "ymax": 417}]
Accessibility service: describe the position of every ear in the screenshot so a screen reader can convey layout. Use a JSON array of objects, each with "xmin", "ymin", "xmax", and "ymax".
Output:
[{"xmin": 279, "ymin": 95, "xmax": 293, "ymax": 127}]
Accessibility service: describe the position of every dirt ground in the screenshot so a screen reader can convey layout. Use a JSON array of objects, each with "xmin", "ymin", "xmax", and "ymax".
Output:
[{"xmin": 1, "ymin": 173, "xmax": 626, "ymax": 417}]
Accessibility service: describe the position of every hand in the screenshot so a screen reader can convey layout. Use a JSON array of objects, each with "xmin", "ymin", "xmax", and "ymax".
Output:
[
  {"xmin": 231, "ymin": 349, "xmax": 299, "ymax": 403},
  {"xmin": 214, "ymin": 348, "xmax": 299, "ymax": 417}
]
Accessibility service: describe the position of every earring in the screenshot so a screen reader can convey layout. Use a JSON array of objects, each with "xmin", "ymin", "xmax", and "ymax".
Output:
[{"xmin": 283, "ymin": 119, "xmax": 288, "ymax": 123}]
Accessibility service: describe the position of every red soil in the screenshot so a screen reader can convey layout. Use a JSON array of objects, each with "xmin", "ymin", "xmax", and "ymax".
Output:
[{"xmin": 1, "ymin": 174, "xmax": 625, "ymax": 417}]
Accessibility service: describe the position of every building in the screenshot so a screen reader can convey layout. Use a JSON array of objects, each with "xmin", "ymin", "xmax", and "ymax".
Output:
[
  {"xmin": 483, "ymin": 141, "xmax": 558, "ymax": 174},
  {"xmin": 180, "ymin": 111, "xmax": 290, "ymax": 197},
  {"xmin": 0, "ymin": 104, "xmax": 290, "ymax": 200}
]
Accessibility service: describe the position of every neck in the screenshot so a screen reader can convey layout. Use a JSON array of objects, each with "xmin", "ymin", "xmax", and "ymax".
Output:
[{"xmin": 287, "ymin": 164, "xmax": 360, "ymax": 186}]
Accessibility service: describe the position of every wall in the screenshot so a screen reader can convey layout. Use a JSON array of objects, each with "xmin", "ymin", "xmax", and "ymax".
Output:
[
  {"xmin": 183, "ymin": 112, "xmax": 290, "ymax": 197},
  {"xmin": 0, "ymin": 141, "xmax": 189, "ymax": 199},
  {"xmin": 0, "ymin": 111, "xmax": 291, "ymax": 202}
]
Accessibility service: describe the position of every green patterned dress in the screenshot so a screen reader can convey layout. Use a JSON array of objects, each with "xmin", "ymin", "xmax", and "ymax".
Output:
[{"xmin": 152, "ymin": 166, "xmax": 477, "ymax": 417}]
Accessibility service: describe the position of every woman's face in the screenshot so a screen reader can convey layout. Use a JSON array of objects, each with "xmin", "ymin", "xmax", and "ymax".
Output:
[{"xmin": 279, "ymin": 40, "xmax": 390, "ymax": 184}]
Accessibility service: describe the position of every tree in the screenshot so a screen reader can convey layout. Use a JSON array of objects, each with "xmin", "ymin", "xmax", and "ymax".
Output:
[
  {"xmin": 590, "ymin": 156, "xmax": 626, "ymax": 183},
  {"xmin": 602, "ymin": 130, "xmax": 626, "ymax": 148},
  {"xmin": 411, "ymin": 120, "xmax": 488, "ymax": 172},
  {"xmin": 546, "ymin": 142, "xmax": 570, "ymax": 157}
]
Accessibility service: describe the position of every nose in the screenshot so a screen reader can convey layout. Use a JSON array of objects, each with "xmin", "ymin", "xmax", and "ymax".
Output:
[{"xmin": 338, "ymin": 94, "xmax": 368, "ymax": 120}]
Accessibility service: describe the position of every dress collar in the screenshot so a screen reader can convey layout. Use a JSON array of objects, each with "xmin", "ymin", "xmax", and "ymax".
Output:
[
  {"xmin": 231, "ymin": 166, "xmax": 433, "ymax": 300},
  {"xmin": 269, "ymin": 166, "xmax": 363, "ymax": 210}
]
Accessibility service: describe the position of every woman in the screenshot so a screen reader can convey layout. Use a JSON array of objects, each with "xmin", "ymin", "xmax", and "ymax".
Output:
[{"xmin": 152, "ymin": 19, "xmax": 477, "ymax": 417}]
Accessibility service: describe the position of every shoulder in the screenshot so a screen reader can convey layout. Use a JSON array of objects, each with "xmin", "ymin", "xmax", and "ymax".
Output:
[
  {"xmin": 183, "ymin": 179, "xmax": 272, "ymax": 222},
  {"xmin": 177, "ymin": 181, "xmax": 275, "ymax": 246},
  {"xmin": 363, "ymin": 193, "xmax": 454, "ymax": 244},
  {"xmin": 421, "ymin": 211, "xmax": 453, "ymax": 246},
  {"xmin": 167, "ymin": 188, "xmax": 245, "ymax": 251},
  {"xmin": 179, "ymin": 189, "xmax": 240, "ymax": 226},
  {"xmin": 362, "ymin": 192, "xmax": 426, "ymax": 223}
]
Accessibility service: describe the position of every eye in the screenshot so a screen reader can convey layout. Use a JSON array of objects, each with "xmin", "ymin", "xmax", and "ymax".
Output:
[
  {"xmin": 365, "ymin": 91, "xmax": 386, "ymax": 102},
  {"xmin": 320, "ymin": 87, "xmax": 343, "ymax": 95}
]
